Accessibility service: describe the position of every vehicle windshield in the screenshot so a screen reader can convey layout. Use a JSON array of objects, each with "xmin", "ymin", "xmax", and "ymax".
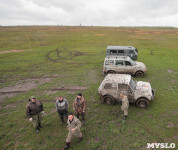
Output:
[
  {"xmin": 129, "ymin": 78, "xmax": 136, "ymax": 90},
  {"xmin": 129, "ymin": 58, "xmax": 136, "ymax": 65}
]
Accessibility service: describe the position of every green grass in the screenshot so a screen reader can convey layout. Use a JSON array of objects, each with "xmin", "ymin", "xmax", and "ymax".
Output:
[{"xmin": 0, "ymin": 26, "xmax": 178, "ymax": 150}]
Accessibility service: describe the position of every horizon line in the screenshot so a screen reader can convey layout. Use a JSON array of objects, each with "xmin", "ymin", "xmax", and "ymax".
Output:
[{"xmin": 0, "ymin": 25, "xmax": 177, "ymax": 28}]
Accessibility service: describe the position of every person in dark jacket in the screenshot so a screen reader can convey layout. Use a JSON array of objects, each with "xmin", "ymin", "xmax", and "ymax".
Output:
[
  {"xmin": 56, "ymin": 96, "xmax": 69, "ymax": 125},
  {"xmin": 26, "ymin": 96, "xmax": 44, "ymax": 133}
]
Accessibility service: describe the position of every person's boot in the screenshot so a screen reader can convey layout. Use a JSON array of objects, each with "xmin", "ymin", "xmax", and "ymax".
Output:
[
  {"xmin": 36, "ymin": 126, "xmax": 40, "ymax": 133},
  {"xmin": 65, "ymin": 115, "xmax": 68, "ymax": 125},
  {"xmin": 78, "ymin": 136, "xmax": 83, "ymax": 142},
  {"xmin": 38, "ymin": 123, "xmax": 43, "ymax": 128},
  {"xmin": 123, "ymin": 115, "xmax": 127, "ymax": 120},
  {"xmin": 60, "ymin": 118, "xmax": 64, "ymax": 125},
  {"xmin": 65, "ymin": 120, "xmax": 68, "ymax": 125},
  {"xmin": 64, "ymin": 142, "xmax": 70, "ymax": 150},
  {"xmin": 81, "ymin": 119, "xmax": 85, "ymax": 124},
  {"xmin": 81, "ymin": 114, "xmax": 85, "ymax": 124}
]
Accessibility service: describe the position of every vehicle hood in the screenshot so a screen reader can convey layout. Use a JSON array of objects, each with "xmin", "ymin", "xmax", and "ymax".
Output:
[
  {"xmin": 135, "ymin": 61, "xmax": 147, "ymax": 70},
  {"xmin": 135, "ymin": 81, "xmax": 152, "ymax": 98}
]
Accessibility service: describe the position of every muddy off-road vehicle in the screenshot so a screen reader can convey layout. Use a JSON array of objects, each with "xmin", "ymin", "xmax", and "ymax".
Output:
[
  {"xmin": 98, "ymin": 74, "xmax": 155, "ymax": 108},
  {"xmin": 103, "ymin": 56, "xmax": 147, "ymax": 77},
  {"xmin": 106, "ymin": 46, "xmax": 138, "ymax": 60}
]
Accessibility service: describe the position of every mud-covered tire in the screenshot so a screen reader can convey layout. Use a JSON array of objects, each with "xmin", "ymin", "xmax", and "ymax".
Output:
[
  {"xmin": 135, "ymin": 71, "xmax": 144, "ymax": 77},
  {"xmin": 107, "ymin": 70, "xmax": 116, "ymax": 74},
  {"xmin": 136, "ymin": 98, "xmax": 149, "ymax": 109},
  {"xmin": 103, "ymin": 96, "xmax": 115, "ymax": 105}
]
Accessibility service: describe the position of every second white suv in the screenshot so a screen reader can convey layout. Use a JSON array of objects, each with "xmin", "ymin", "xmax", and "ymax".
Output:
[{"xmin": 103, "ymin": 56, "xmax": 147, "ymax": 77}]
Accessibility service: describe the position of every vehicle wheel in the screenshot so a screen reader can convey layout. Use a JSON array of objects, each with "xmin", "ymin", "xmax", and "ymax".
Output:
[
  {"xmin": 103, "ymin": 96, "xmax": 115, "ymax": 105},
  {"xmin": 136, "ymin": 98, "xmax": 149, "ymax": 109},
  {"xmin": 135, "ymin": 71, "xmax": 144, "ymax": 77},
  {"xmin": 107, "ymin": 70, "xmax": 116, "ymax": 74}
]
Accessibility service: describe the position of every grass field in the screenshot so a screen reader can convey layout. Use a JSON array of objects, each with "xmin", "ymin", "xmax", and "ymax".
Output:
[{"xmin": 0, "ymin": 26, "xmax": 178, "ymax": 150}]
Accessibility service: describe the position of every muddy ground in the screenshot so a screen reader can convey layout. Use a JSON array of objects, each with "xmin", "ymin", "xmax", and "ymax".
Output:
[{"xmin": 0, "ymin": 77, "xmax": 51, "ymax": 102}]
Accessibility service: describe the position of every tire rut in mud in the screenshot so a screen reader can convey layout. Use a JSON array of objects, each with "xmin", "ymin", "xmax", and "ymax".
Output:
[{"xmin": 46, "ymin": 48, "xmax": 87, "ymax": 64}]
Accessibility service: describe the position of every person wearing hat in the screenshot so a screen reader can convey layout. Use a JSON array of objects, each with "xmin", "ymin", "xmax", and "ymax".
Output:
[
  {"xmin": 73, "ymin": 93, "xmax": 86, "ymax": 124},
  {"xmin": 63, "ymin": 112, "xmax": 83, "ymax": 150},
  {"xmin": 26, "ymin": 96, "xmax": 44, "ymax": 133},
  {"xmin": 120, "ymin": 92, "xmax": 129, "ymax": 120},
  {"xmin": 55, "ymin": 96, "xmax": 69, "ymax": 125}
]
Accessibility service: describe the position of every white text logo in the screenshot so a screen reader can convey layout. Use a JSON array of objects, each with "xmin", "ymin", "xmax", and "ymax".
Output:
[{"xmin": 147, "ymin": 143, "xmax": 175, "ymax": 149}]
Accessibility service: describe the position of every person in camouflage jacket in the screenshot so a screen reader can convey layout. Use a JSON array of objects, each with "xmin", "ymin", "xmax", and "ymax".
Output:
[
  {"xmin": 63, "ymin": 112, "xmax": 83, "ymax": 150},
  {"xmin": 120, "ymin": 92, "xmax": 129, "ymax": 120},
  {"xmin": 73, "ymin": 93, "xmax": 86, "ymax": 124}
]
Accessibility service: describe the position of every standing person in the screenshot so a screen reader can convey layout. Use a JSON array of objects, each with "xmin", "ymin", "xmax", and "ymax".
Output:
[
  {"xmin": 120, "ymin": 92, "xmax": 129, "ymax": 120},
  {"xmin": 63, "ymin": 113, "xmax": 83, "ymax": 150},
  {"xmin": 73, "ymin": 93, "xmax": 86, "ymax": 124},
  {"xmin": 26, "ymin": 96, "xmax": 44, "ymax": 133},
  {"xmin": 56, "ymin": 96, "xmax": 69, "ymax": 125}
]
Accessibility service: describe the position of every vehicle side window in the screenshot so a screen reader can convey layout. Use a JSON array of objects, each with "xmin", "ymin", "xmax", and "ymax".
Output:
[
  {"xmin": 118, "ymin": 50, "xmax": 124, "ymax": 53},
  {"xmin": 125, "ymin": 61, "xmax": 131, "ymax": 66},
  {"xmin": 115, "ymin": 60, "xmax": 123, "ymax": 66},
  {"xmin": 104, "ymin": 83, "xmax": 117, "ymax": 89},
  {"xmin": 118, "ymin": 84, "xmax": 128, "ymax": 92},
  {"xmin": 110, "ymin": 50, "xmax": 117, "ymax": 54},
  {"xmin": 105, "ymin": 60, "xmax": 114, "ymax": 65},
  {"xmin": 129, "ymin": 50, "xmax": 135, "ymax": 54}
]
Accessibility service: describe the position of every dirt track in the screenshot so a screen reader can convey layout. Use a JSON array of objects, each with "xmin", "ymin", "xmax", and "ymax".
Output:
[
  {"xmin": 0, "ymin": 78, "xmax": 51, "ymax": 102},
  {"xmin": 0, "ymin": 50, "xmax": 25, "ymax": 54},
  {"xmin": 46, "ymin": 86, "xmax": 87, "ymax": 95},
  {"xmin": 0, "ymin": 48, "xmax": 89, "ymax": 103}
]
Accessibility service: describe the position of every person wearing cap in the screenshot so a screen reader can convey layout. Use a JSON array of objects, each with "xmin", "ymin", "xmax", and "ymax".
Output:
[
  {"xmin": 63, "ymin": 112, "xmax": 83, "ymax": 150},
  {"xmin": 73, "ymin": 93, "xmax": 86, "ymax": 124},
  {"xmin": 55, "ymin": 96, "xmax": 69, "ymax": 125},
  {"xmin": 26, "ymin": 96, "xmax": 44, "ymax": 133},
  {"xmin": 120, "ymin": 92, "xmax": 129, "ymax": 120}
]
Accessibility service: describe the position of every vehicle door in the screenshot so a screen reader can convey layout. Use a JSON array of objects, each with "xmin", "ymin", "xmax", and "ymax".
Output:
[
  {"xmin": 115, "ymin": 60, "xmax": 124, "ymax": 73},
  {"xmin": 118, "ymin": 84, "xmax": 134, "ymax": 102},
  {"xmin": 127, "ymin": 85, "xmax": 134, "ymax": 102},
  {"xmin": 128, "ymin": 50, "xmax": 137, "ymax": 60},
  {"xmin": 125, "ymin": 50, "xmax": 131, "ymax": 57},
  {"xmin": 123, "ymin": 61, "xmax": 134, "ymax": 74},
  {"xmin": 118, "ymin": 84, "xmax": 128, "ymax": 101}
]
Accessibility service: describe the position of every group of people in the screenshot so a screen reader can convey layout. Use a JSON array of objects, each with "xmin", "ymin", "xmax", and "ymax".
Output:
[
  {"xmin": 26, "ymin": 93, "xmax": 86, "ymax": 150},
  {"xmin": 26, "ymin": 92, "xmax": 129, "ymax": 149}
]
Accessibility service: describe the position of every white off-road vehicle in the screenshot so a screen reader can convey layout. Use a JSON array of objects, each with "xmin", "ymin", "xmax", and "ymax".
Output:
[
  {"xmin": 103, "ymin": 56, "xmax": 147, "ymax": 77},
  {"xmin": 98, "ymin": 74, "xmax": 155, "ymax": 108}
]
